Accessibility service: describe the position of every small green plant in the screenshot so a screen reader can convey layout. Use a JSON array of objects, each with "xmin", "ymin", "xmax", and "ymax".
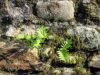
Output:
[
  {"xmin": 15, "ymin": 26, "xmax": 48, "ymax": 48},
  {"xmin": 57, "ymin": 39, "xmax": 78, "ymax": 64},
  {"xmin": 57, "ymin": 39, "xmax": 83, "ymax": 64},
  {"xmin": 57, "ymin": 39, "xmax": 72, "ymax": 62}
]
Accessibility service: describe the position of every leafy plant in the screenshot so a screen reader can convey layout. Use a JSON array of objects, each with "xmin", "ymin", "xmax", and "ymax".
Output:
[
  {"xmin": 15, "ymin": 26, "xmax": 48, "ymax": 48},
  {"xmin": 57, "ymin": 39, "xmax": 72, "ymax": 62},
  {"xmin": 57, "ymin": 48, "xmax": 70, "ymax": 62},
  {"xmin": 37, "ymin": 26, "xmax": 48, "ymax": 38},
  {"xmin": 57, "ymin": 39, "xmax": 82, "ymax": 64}
]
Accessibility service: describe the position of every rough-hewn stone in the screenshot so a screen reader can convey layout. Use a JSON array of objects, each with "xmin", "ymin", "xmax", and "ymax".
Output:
[
  {"xmin": 67, "ymin": 26, "xmax": 100, "ymax": 50},
  {"xmin": 6, "ymin": 25, "xmax": 36, "ymax": 37},
  {"xmin": 82, "ymin": 0, "xmax": 90, "ymax": 3},
  {"xmin": 36, "ymin": 0, "xmax": 74, "ymax": 21},
  {"xmin": 89, "ymin": 55, "xmax": 100, "ymax": 68}
]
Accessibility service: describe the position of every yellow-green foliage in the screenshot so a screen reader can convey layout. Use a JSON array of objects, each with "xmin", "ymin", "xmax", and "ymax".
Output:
[
  {"xmin": 57, "ymin": 39, "xmax": 82, "ymax": 64},
  {"xmin": 15, "ymin": 26, "xmax": 48, "ymax": 49},
  {"xmin": 57, "ymin": 39, "xmax": 72, "ymax": 62}
]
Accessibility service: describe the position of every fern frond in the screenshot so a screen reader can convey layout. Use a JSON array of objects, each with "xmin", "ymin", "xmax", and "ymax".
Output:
[
  {"xmin": 16, "ymin": 34, "xmax": 25, "ymax": 40},
  {"xmin": 24, "ymin": 34, "xmax": 33, "ymax": 40},
  {"xmin": 37, "ymin": 26, "xmax": 48, "ymax": 39},
  {"xmin": 15, "ymin": 26, "xmax": 48, "ymax": 49},
  {"xmin": 57, "ymin": 39, "xmax": 72, "ymax": 63},
  {"xmin": 62, "ymin": 39, "xmax": 72, "ymax": 49},
  {"xmin": 32, "ymin": 39, "xmax": 44, "ymax": 48},
  {"xmin": 57, "ymin": 50, "xmax": 69, "ymax": 62}
]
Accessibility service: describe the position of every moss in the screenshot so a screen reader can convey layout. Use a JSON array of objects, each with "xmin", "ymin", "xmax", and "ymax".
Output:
[
  {"xmin": 68, "ymin": 53, "xmax": 84, "ymax": 64},
  {"xmin": 3, "ymin": 0, "xmax": 8, "ymax": 8},
  {"xmin": 72, "ymin": 35, "xmax": 83, "ymax": 50},
  {"xmin": 84, "ymin": 4, "xmax": 97, "ymax": 17},
  {"xmin": 96, "ymin": 0, "xmax": 100, "ymax": 7},
  {"xmin": 48, "ymin": 29, "xmax": 67, "ymax": 46},
  {"xmin": 83, "ymin": 0, "xmax": 99, "ymax": 17},
  {"xmin": 75, "ymin": 67, "xmax": 91, "ymax": 75},
  {"xmin": 95, "ymin": 28, "xmax": 100, "ymax": 33}
]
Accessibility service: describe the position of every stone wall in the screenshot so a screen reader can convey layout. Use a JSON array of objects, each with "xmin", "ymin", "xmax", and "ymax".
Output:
[{"xmin": 0, "ymin": 0, "xmax": 100, "ymax": 50}]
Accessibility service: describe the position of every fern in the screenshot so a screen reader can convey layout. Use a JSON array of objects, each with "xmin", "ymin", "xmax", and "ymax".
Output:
[
  {"xmin": 57, "ymin": 49, "xmax": 69, "ymax": 62},
  {"xmin": 37, "ymin": 26, "xmax": 48, "ymax": 39},
  {"xmin": 15, "ymin": 34, "xmax": 25, "ymax": 39},
  {"xmin": 60, "ymin": 39, "xmax": 72, "ymax": 51},
  {"xmin": 31, "ymin": 38, "xmax": 44, "ymax": 48},
  {"xmin": 57, "ymin": 39, "xmax": 79, "ymax": 64},
  {"xmin": 57, "ymin": 39, "xmax": 72, "ymax": 63},
  {"xmin": 15, "ymin": 26, "xmax": 48, "ymax": 49}
]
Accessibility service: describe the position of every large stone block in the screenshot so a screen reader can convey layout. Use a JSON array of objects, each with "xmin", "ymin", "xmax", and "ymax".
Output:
[
  {"xmin": 36, "ymin": 0, "xmax": 74, "ymax": 21},
  {"xmin": 67, "ymin": 26, "xmax": 100, "ymax": 50}
]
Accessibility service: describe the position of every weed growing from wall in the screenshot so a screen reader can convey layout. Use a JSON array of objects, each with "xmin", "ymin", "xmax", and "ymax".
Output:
[
  {"xmin": 57, "ymin": 39, "xmax": 80, "ymax": 64},
  {"xmin": 15, "ymin": 26, "xmax": 48, "ymax": 49},
  {"xmin": 57, "ymin": 39, "xmax": 72, "ymax": 62}
]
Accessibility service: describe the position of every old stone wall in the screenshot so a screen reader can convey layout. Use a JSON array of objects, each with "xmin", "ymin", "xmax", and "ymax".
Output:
[{"xmin": 0, "ymin": 0, "xmax": 100, "ymax": 50}]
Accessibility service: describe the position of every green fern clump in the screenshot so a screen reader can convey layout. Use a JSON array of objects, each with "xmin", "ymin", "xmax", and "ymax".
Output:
[
  {"xmin": 32, "ymin": 26, "xmax": 48, "ymax": 48},
  {"xmin": 57, "ymin": 39, "xmax": 71, "ymax": 62},
  {"xmin": 57, "ymin": 48, "xmax": 70, "ymax": 62},
  {"xmin": 57, "ymin": 39, "xmax": 81, "ymax": 64},
  {"xmin": 37, "ymin": 26, "xmax": 48, "ymax": 39},
  {"xmin": 57, "ymin": 39, "xmax": 78, "ymax": 64},
  {"xmin": 15, "ymin": 26, "xmax": 48, "ymax": 48}
]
